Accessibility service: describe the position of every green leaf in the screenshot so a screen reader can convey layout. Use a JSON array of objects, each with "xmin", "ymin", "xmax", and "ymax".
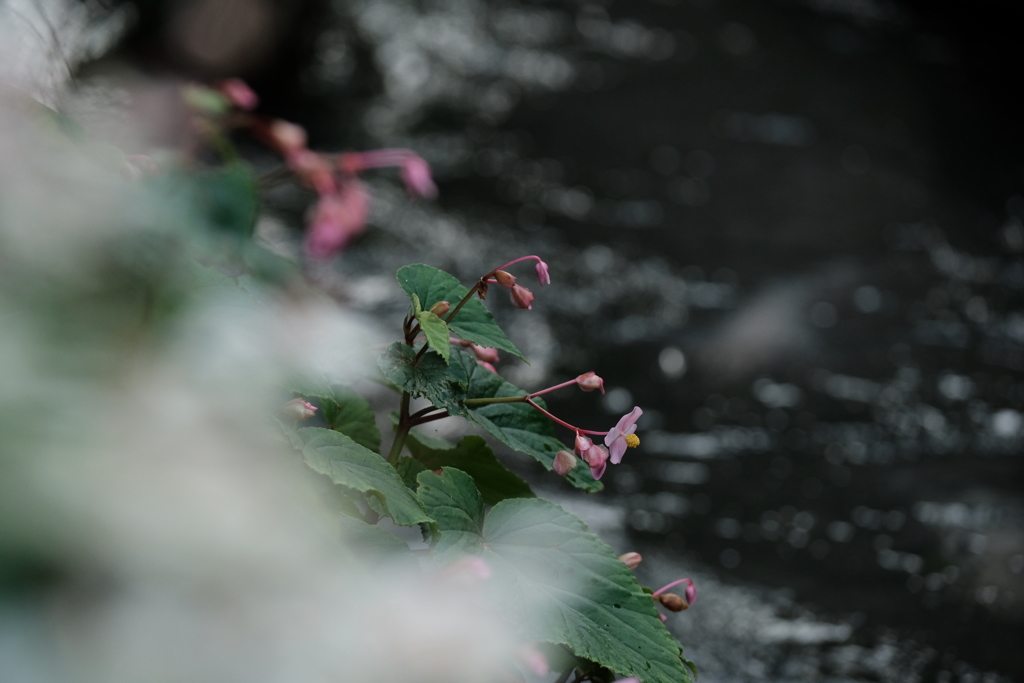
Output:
[
  {"xmin": 406, "ymin": 434, "xmax": 533, "ymax": 506},
  {"xmin": 337, "ymin": 515, "xmax": 414, "ymax": 565},
  {"xmin": 416, "ymin": 468, "xmax": 485, "ymax": 560},
  {"xmin": 377, "ymin": 342, "xmax": 468, "ymax": 417},
  {"xmin": 451, "ymin": 498, "xmax": 692, "ymax": 683},
  {"xmin": 457, "ymin": 350, "xmax": 601, "ymax": 493},
  {"xmin": 298, "ymin": 427, "xmax": 432, "ymax": 527},
  {"xmin": 396, "ymin": 264, "xmax": 524, "ymax": 360},
  {"xmin": 395, "ymin": 456, "xmax": 428, "ymax": 491},
  {"xmin": 319, "ymin": 386, "xmax": 382, "ymax": 453},
  {"xmin": 415, "ymin": 309, "xmax": 452, "ymax": 363},
  {"xmin": 193, "ymin": 163, "xmax": 259, "ymax": 237}
]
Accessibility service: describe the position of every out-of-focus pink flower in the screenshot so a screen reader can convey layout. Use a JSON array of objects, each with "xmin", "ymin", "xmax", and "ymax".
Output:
[
  {"xmin": 400, "ymin": 154, "xmax": 438, "ymax": 198},
  {"xmin": 576, "ymin": 371, "xmax": 605, "ymax": 393},
  {"xmin": 476, "ymin": 361, "xmax": 498, "ymax": 374},
  {"xmin": 280, "ymin": 398, "xmax": 317, "ymax": 420},
  {"xmin": 605, "ymin": 406, "xmax": 642, "ymax": 464},
  {"xmin": 268, "ymin": 120, "xmax": 307, "ymax": 155},
  {"xmin": 583, "ymin": 443, "xmax": 609, "ymax": 480},
  {"xmin": 658, "ymin": 613, "xmax": 668, "ymax": 623},
  {"xmin": 447, "ymin": 556, "xmax": 492, "ymax": 580},
  {"xmin": 470, "ymin": 344, "xmax": 500, "ymax": 364},
  {"xmin": 618, "ymin": 552, "xmax": 643, "ymax": 569},
  {"xmin": 535, "ymin": 259, "xmax": 551, "ymax": 285},
  {"xmin": 304, "ymin": 181, "xmax": 370, "ymax": 259},
  {"xmin": 510, "ymin": 284, "xmax": 535, "ymax": 309},
  {"xmin": 218, "ymin": 78, "xmax": 259, "ymax": 110},
  {"xmin": 288, "ymin": 149, "xmax": 336, "ymax": 195},
  {"xmin": 553, "ymin": 450, "xmax": 577, "ymax": 476},
  {"xmin": 516, "ymin": 644, "xmax": 549, "ymax": 677}
]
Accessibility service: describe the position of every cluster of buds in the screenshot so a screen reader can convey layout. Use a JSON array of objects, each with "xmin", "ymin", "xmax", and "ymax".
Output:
[
  {"xmin": 280, "ymin": 398, "xmax": 317, "ymax": 421},
  {"xmin": 652, "ymin": 578, "xmax": 697, "ymax": 621},
  {"xmin": 476, "ymin": 256, "xmax": 550, "ymax": 310}
]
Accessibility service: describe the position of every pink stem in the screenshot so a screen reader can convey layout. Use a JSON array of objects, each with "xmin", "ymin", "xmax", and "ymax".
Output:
[
  {"xmin": 652, "ymin": 579, "xmax": 692, "ymax": 597},
  {"xmin": 490, "ymin": 255, "xmax": 544, "ymax": 274},
  {"xmin": 342, "ymin": 149, "xmax": 413, "ymax": 171},
  {"xmin": 526, "ymin": 399, "xmax": 608, "ymax": 436},
  {"xmin": 527, "ymin": 379, "xmax": 578, "ymax": 399}
]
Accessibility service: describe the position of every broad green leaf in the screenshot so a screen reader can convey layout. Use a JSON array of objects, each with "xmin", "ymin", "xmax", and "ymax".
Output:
[
  {"xmin": 396, "ymin": 264, "xmax": 524, "ymax": 360},
  {"xmin": 395, "ymin": 456, "xmax": 428, "ymax": 491},
  {"xmin": 415, "ymin": 309, "xmax": 452, "ymax": 363},
  {"xmin": 406, "ymin": 434, "xmax": 533, "ymax": 506},
  {"xmin": 377, "ymin": 342, "xmax": 468, "ymax": 416},
  {"xmin": 416, "ymin": 468, "xmax": 485, "ymax": 559},
  {"xmin": 193, "ymin": 163, "xmax": 259, "ymax": 237},
  {"xmin": 319, "ymin": 386, "xmax": 382, "ymax": 453},
  {"xmin": 444, "ymin": 498, "xmax": 692, "ymax": 683},
  {"xmin": 298, "ymin": 427, "xmax": 432, "ymax": 527},
  {"xmin": 337, "ymin": 515, "xmax": 414, "ymax": 566},
  {"xmin": 457, "ymin": 350, "xmax": 601, "ymax": 492}
]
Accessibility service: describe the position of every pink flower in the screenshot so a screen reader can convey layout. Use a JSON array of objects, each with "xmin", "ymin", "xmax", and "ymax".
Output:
[
  {"xmin": 400, "ymin": 155, "xmax": 438, "ymax": 199},
  {"xmin": 218, "ymin": 78, "xmax": 258, "ymax": 110},
  {"xmin": 288, "ymin": 149, "xmax": 336, "ymax": 195},
  {"xmin": 268, "ymin": 120, "xmax": 307, "ymax": 155},
  {"xmin": 304, "ymin": 181, "xmax": 370, "ymax": 259},
  {"xmin": 493, "ymin": 270, "xmax": 516, "ymax": 289},
  {"xmin": 280, "ymin": 398, "xmax": 317, "ymax": 420},
  {"xmin": 535, "ymin": 259, "xmax": 551, "ymax": 285},
  {"xmin": 516, "ymin": 644, "xmax": 549, "ymax": 676},
  {"xmin": 573, "ymin": 432, "xmax": 593, "ymax": 457},
  {"xmin": 553, "ymin": 450, "xmax": 577, "ymax": 476},
  {"xmin": 476, "ymin": 361, "xmax": 498, "ymax": 374},
  {"xmin": 510, "ymin": 284, "xmax": 535, "ymax": 309},
  {"xmin": 576, "ymin": 371, "xmax": 605, "ymax": 393},
  {"xmin": 605, "ymin": 406, "xmax": 642, "ymax": 464}
]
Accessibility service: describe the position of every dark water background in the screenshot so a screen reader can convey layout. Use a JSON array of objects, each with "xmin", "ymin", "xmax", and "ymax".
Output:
[{"xmin": 94, "ymin": 0, "xmax": 1024, "ymax": 680}]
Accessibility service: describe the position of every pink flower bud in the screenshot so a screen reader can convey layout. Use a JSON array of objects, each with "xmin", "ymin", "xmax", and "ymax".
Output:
[
  {"xmin": 428, "ymin": 301, "xmax": 450, "ymax": 317},
  {"xmin": 516, "ymin": 644, "xmax": 549, "ymax": 676},
  {"xmin": 470, "ymin": 344, "xmax": 499, "ymax": 363},
  {"xmin": 583, "ymin": 443, "xmax": 609, "ymax": 480},
  {"xmin": 287, "ymin": 149, "xmax": 336, "ymax": 195},
  {"xmin": 576, "ymin": 371, "xmax": 605, "ymax": 393},
  {"xmin": 535, "ymin": 259, "xmax": 551, "ymax": 286},
  {"xmin": 400, "ymin": 155, "xmax": 438, "ymax": 199},
  {"xmin": 218, "ymin": 78, "xmax": 258, "ymax": 110},
  {"xmin": 476, "ymin": 361, "xmax": 498, "ymax": 374},
  {"xmin": 493, "ymin": 270, "xmax": 516, "ymax": 289},
  {"xmin": 280, "ymin": 398, "xmax": 317, "ymax": 421},
  {"xmin": 658, "ymin": 613, "xmax": 668, "ymax": 623},
  {"xmin": 685, "ymin": 581, "xmax": 697, "ymax": 605},
  {"xmin": 618, "ymin": 552, "xmax": 643, "ymax": 569},
  {"xmin": 510, "ymin": 284, "xmax": 534, "ymax": 310},
  {"xmin": 573, "ymin": 432, "xmax": 593, "ymax": 457},
  {"xmin": 553, "ymin": 450, "xmax": 577, "ymax": 476},
  {"xmin": 269, "ymin": 120, "xmax": 307, "ymax": 155}
]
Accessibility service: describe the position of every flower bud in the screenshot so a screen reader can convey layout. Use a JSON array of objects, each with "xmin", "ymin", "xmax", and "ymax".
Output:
[
  {"xmin": 576, "ymin": 371, "xmax": 605, "ymax": 393},
  {"xmin": 280, "ymin": 398, "xmax": 317, "ymax": 421},
  {"xmin": 476, "ymin": 361, "xmax": 498, "ymax": 374},
  {"xmin": 657, "ymin": 593, "xmax": 689, "ymax": 612},
  {"xmin": 617, "ymin": 552, "xmax": 643, "ymax": 569},
  {"xmin": 535, "ymin": 259, "xmax": 551, "ymax": 286},
  {"xmin": 218, "ymin": 78, "xmax": 258, "ymax": 110},
  {"xmin": 429, "ymin": 300, "xmax": 451, "ymax": 317},
  {"xmin": 493, "ymin": 269, "xmax": 517, "ymax": 289},
  {"xmin": 470, "ymin": 344, "xmax": 499, "ymax": 363},
  {"xmin": 553, "ymin": 450, "xmax": 577, "ymax": 476},
  {"xmin": 401, "ymin": 155, "xmax": 438, "ymax": 199},
  {"xmin": 510, "ymin": 284, "xmax": 535, "ymax": 310},
  {"xmin": 269, "ymin": 120, "xmax": 307, "ymax": 155},
  {"xmin": 583, "ymin": 443, "xmax": 609, "ymax": 480},
  {"xmin": 573, "ymin": 432, "xmax": 593, "ymax": 457}
]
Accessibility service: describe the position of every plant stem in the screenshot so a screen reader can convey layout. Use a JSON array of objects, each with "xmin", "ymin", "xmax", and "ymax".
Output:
[
  {"xmin": 409, "ymin": 411, "xmax": 450, "ymax": 426},
  {"xmin": 526, "ymin": 398, "xmax": 608, "ymax": 436},
  {"xmin": 553, "ymin": 669, "xmax": 574, "ymax": 683},
  {"xmin": 444, "ymin": 282, "xmax": 481, "ymax": 324},
  {"xmin": 387, "ymin": 392, "xmax": 411, "ymax": 465},
  {"xmin": 463, "ymin": 395, "xmax": 528, "ymax": 406}
]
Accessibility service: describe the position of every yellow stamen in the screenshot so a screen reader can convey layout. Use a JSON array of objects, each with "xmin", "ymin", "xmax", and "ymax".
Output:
[{"xmin": 625, "ymin": 433, "xmax": 640, "ymax": 448}]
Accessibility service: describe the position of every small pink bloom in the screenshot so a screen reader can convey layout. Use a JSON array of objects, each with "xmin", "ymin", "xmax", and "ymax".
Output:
[
  {"xmin": 287, "ymin": 149, "xmax": 336, "ymax": 195},
  {"xmin": 535, "ymin": 259, "xmax": 551, "ymax": 286},
  {"xmin": 510, "ymin": 284, "xmax": 535, "ymax": 310},
  {"xmin": 618, "ymin": 552, "xmax": 643, "ymax": 569},
  {"xmin": 605, "ymin": 406, "xmax": 643, "ymax": 464},
  {"xmin": 304, "ymin": 181, "xmax": 370, "ymax": 259},
  {"xmin": 269, "ymin": 120, "xmax": 307, "ymax": 155},
  {"xmin": 280, "ymin": 398, "xmax": 317, "ymax": 421},
  {"xmin": 447, "ymin": 556, "xmax": 492, "ymax": 580},
  {"xmin": 516, "ymin": 644, "xmax": 549, "ymax": 676},
  {"xmin": 573, "ymin": 432, "xmax": 593, "ymax": 457},
  {"xmin": 470, "ymin": 344, "xmax": 500, "ymax": 364},
  {"xmin": 400, "ymin": 154, "xmax": 438, "ymax": 199},
  {"xmin": 576, "ymin": 371, "xmax": 605, "ymax": 393},
  {"xmin": 583, "ymin": 443, "xmax": 609, "ymax": 480},
  {"xmin": 218, "ymin": 78, "xmax": 259, "ymax": 110},
  {"xmin": 553, "ymin": 450, "xmax": 577, "ymax": 476},
  {"xmin": 476, "ymin": 361, "xmax": 498, "ymax": 374},
  {"xmin": 685, "ymin": 581, "xmax": 697, "ymax": 605}
]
